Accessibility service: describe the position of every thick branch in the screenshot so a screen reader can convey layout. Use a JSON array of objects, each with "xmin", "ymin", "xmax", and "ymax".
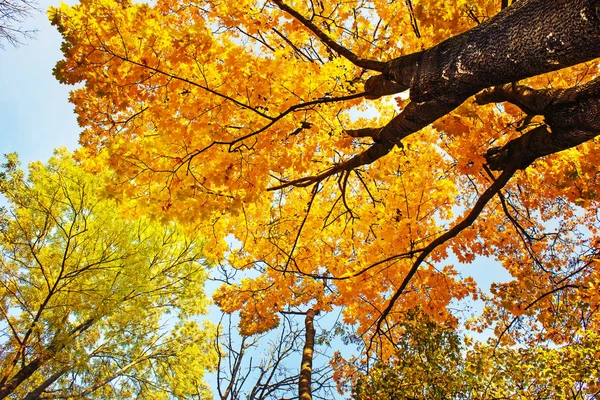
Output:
[
  {"xmin": 361, "ymin": 0, "xmax": 600, "ymax": 148},
  {"xmin": 22, "ymin": 368, "xmax": 69, "ymax": 400},
  {"xmin": 476, "ymin": 82, "xmax": 582, "ymax": 115},
  {"xmin": 298, "ymin": 309, "xmax": 316, "ymax": 400},
  {"xmin": 344, "ymin": 127, "xmax": 383, "ymax": 139},
  {"xmin": 375, "ymin": 0, "xmax": 600, "ymax": 103},
  {"xmin": 0, "ymin": 318, "xmax": 95, "ymax": 399},
  {"xmin": 376, "ymin": 97, "xmax": 460, "ymax": 144},
  {"xmin": 479, "ymin": 77, "xmax": 600, "ymax": 170},
  {"xmin": 364, "ymin": 51, "xmax": 422, "ymax": 98},
  {"xmin": 277, "ymin": 0, "xmax": 600, "ymax": 189}
]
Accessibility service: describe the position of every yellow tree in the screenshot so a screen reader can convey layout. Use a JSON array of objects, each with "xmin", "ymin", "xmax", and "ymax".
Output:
[
  {"xmin": 0, "ymin": 149, "xmax": 216, "ymax": 399},
  {"xmin": 51, "ymin": 0, "xmax": 600, "ymax": 396}
]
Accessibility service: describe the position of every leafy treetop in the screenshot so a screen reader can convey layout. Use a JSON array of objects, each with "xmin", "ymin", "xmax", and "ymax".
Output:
[
  {"xmin": 49, "ymin": 0, "xmax": 600, "ymax": 389},
  {"xmin": 0, "ymin": 149, "xmax": 216, "ymax": 399}
]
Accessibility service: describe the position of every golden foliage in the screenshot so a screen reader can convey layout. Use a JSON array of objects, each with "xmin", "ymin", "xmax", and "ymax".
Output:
[{"xmin": 49, "ymin": 0, "xmax": 600, "ymax": 395}]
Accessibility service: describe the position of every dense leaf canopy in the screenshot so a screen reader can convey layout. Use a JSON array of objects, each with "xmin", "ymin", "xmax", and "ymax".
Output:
[
  {"xmin": 0, "ymin": 150, "xmax": 216, "ymax": 399},
  {"xmin": 47, "ymin": 0, "xmax": 600, "ymax": 397}
]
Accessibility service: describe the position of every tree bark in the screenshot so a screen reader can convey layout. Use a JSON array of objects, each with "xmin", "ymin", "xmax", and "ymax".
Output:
[
  {"xmin": 373, "ymin": 0, "xmax": 600, "ymax": 104},
  {"xmin": 298, "ymin": 309, "xmax": 316, "ymax": 400},
  {"xmin": 347, "ymin": 0, "xmax": 600, "ymax": 175},
  {"xmin": 22, "ymin": 368, "xmax": 68, "ymax": 400},
  {"xmin": 476, "ymin": 77, "xmax": 600, "ymax": 169}
]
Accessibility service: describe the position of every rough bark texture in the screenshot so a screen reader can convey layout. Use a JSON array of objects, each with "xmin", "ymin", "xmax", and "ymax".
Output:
[
  {"xmin": 298, "ymin": 309, "xmax": 316, "ymax": 400},
  {"xmin": 353, "ymin": 0, "xmax": 600, "ymax": 173},
  {"xmin": 477, "ymin": 77, "xmax": 600, "ymax": 170},
  {"xmin": 409, "ymin": 0, "xmax": 600, "ymax": 103},
  {"xmin": 374, "ymin": 0, "xmax": 600, "ymax": 104}
]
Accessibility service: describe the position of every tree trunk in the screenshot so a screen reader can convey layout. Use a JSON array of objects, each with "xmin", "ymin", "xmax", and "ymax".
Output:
[
  {"xmin": 352, "ymin": 0, "xmax": 600, "ymax": 172},
  {"xmin": 371, "ymin": 0, "xmax": 600, "ymax": 103},
  {"xmin": 410, "ymin": 0, "xmax": 600, "ymax": 103},
  {"xmin": 298, "ymin": 309, "xmax": 316, "ymax": 400}
]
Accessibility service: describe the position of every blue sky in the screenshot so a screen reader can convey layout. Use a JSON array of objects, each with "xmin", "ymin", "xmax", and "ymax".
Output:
[{"xmin": 0, "ymin": 0, "xmax": 79, "ymax": 166}]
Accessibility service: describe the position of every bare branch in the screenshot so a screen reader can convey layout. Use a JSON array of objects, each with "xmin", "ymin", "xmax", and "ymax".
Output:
[{"xmin": 0, "ymin": 0, "xmax": 38, "ymax": 48}]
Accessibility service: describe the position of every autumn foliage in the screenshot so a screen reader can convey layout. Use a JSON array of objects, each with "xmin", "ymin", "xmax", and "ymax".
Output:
[
  {"xmin": 0, "ymin": 150, "xmax": 216, "ymax": 399},
  {"xmin": 45, "ymin": 0, "xmax": 600, "ymax": 397}
]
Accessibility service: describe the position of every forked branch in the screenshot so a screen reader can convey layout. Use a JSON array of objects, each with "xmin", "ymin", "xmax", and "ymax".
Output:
[
  {"xmin": 270, "ymin": 0, "xmax": 386, "ymax": 72},
  {"xmin": 477, "ymin": 77, "xmax": 600, "ymax": 170}
]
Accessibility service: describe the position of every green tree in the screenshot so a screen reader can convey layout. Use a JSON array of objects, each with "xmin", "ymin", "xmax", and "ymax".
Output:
[
  {"xmin": 0, "ymin": 149, "xmax": 216, "ymax": 399},
  {"xmin": 348, "ymin": 308, "xmax": 475, "ymax": 400},
  {"xmin": 348, "ymin": 309, "xmax": 600, "ymax": 399}
]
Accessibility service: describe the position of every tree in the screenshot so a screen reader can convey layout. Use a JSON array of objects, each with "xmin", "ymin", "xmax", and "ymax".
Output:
[
  {"xmin": 348, "ymin": 307, "xmax": 475, "ymax": 400},
  {"xmin": 214, "ymin": 310, "xmax": 337, "ymax": 400},
  {"xmin": 0, "ymin": 149, "xmax": 216, "ymax": 399},
  {"xmin": 347, "ymin": 309, "xmax": 600, "ymax": 399},
  {"xmin": 50, "ymin": 0, "xmax": 600, "ymax": 396},
  {"xmin": 0, "ymin": 0, "xmax": 38, "ymax": 48}
]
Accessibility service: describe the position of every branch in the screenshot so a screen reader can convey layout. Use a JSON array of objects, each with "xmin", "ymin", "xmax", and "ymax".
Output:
[
  {"xmin": 0, "ymin": 0, "xmax": 39, "ymax": 48},
  {"xmin": 270, "ymin": 0, "xmax": 386, "ymax": 72},
  {"xmin": 22, "ymin": 367, "xmax": 69, "ymax": 400},
  {"xmin": 274, "ymin": 1, "xmax": 600, "ymax": 189},
  {"xmin": 475, "ymin": 82, "xmax": 575, "ymax": 116},
  {"xmin": 366, "ymin": 0, "xmax": 600, "ymax": 103},
  {"xmin": 283, "ymin": 184, "xmax": 320, "ymax": 273},
  {"xmin": 224, "ymin": 91, "xmax": 366, "ymax": 152},
  {"xmin": 494, "ymin": 283, "xmax": 581, "ymax": 347},
  {"xmin": 0, "ymin": 318, "xmax": 95, "ymax": 399},
  {"xmin": 102, "ymin": 46, "xmax": 274, "ymax": 121},
  {"xmin": 479, "ymin": 77, "xmax": 600, "ymax": 170},
  {"xmin": 374, "ymin": 160, "xmax": 520, "ymax": 335},
  {"xmin": 344, "ymin": 127, "xmax": 383, "ymax": 139},
  {"xmin": 405, "ymin": 0, "xmax": 421, "ymax": 38},
  {"xmin": 269, "ymin": 96, "xmax": 459, "ymax": 191},
  {"xmin": 267, "ymin": 141, "xmax": 395, "ymax": 191}
]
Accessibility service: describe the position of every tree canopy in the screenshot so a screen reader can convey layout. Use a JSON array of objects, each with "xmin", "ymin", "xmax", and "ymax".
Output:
[
  {"xmin": 0, "ymin": 149, "xmax": 216, "ymax": 399},
  {"xmin": 348, "ymin": 307, "xmax": 600, "ymax": 399},
  {"xmin": 47, "ymin": 0, "xmax": 600, "ymax": 397}
]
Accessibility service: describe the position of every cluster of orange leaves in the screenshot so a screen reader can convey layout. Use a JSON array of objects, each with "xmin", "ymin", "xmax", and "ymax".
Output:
[{"xmin": 51, "ymin": 0, "xmax": 600, "ymax": 380}]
